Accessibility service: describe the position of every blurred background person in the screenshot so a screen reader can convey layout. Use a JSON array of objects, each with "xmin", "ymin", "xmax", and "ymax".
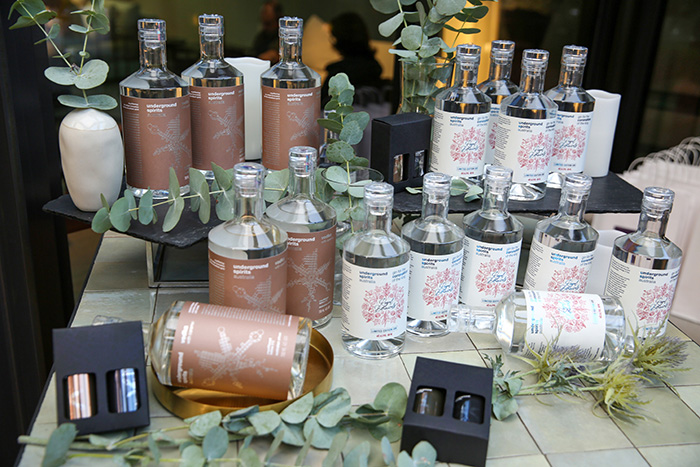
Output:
[{"xmin": 252, "ymin": 0, "xmax": 283, "ymax": 64}]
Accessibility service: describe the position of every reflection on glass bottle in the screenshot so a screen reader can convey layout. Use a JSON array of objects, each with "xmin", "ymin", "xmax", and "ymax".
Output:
[
  {"xmin": 120, "ymin": 19, "xmax": 191, "ymax": 199},
  {"xmin": 604, "ymin": 187, "xmax": 683, "ymax": 336},
  {"xmin": 182, "ymin": 14, "xmax": 245, "ymax": 179}
]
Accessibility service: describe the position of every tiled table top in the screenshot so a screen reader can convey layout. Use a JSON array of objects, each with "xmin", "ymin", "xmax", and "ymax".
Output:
[{"xmin": 17, "ymin": 233, "xmax": 700, "ymax": 466}]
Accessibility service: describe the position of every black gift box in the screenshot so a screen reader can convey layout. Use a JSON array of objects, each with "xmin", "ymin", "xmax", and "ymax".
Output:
[
  {"xmin": 53, "ymin": 321, "xmax": 150, "ymax": 434},
  {"xmin": 370, "ymin": 113, "xmax": 432, "ymax": 191},
  {"xmin": 401, "ymin": 357, "xmax": 493, "ymax": 466}
]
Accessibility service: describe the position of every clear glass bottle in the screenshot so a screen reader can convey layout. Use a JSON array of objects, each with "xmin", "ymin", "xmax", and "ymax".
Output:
[
  {"xmin": 430, "ymin": 44, "xmax": 490, "ymax": 182},
  {"xmin": 544, "ymin": 45, "xmax": 595, "ymax": 188},
  {"xmin": 265, "ymin": 147, "xmax": 337, "ymax": 328},
  {"xmin": 448, "ymin": 290, "xmax": 628, "ymax": 362},
  {"xmin": 604, "ymin": 187, "xmax": 683, "ymax": 336},
  {"xmin": 460, "ymin": 165, "xmax": 523, "ymax": 308},
  {"xmin": 342, "ymin": 182, "xmax": 410, "ymax": 359},
  {"xmin": 401, "ymin": 173, "xmax": 465, "ymax": 336},
  {"xmin": 150, "ymin": 301, "xmax": 311, "ymax": 399},
  {"xmin": 478, "ymin": 40, "xmax": 519, "ymax": 166},
  {"xmin": 120, "ymin": 19, "xmax": 191, "ymax": 199},
  {"xmin": 208, "ymin": 163, "xmax": 288, "ymax": 314},
  {"xmin": 524, "ymin": 173, "xmax": 599, "ymax": 293},
  {"xmin": 182, "ymin": 14, "xmax": 245, "ymax": 179},
  {"xmin": 494, "ymin": 49, "xmax": 558, "ymax": 201},
  {"xmin": 261, "ymin": 17, "xmax": 321, "ymax": 171}
]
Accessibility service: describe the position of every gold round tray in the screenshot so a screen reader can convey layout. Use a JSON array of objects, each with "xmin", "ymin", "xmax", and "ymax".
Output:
[{"xmin": 150, "ymin": 329, "xmax": 334, "ymax": 419}]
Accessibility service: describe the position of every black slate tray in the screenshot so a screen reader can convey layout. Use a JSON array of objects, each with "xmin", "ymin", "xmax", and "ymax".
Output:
[{"xmin": 394, "ymin": 172, "xmax": 643, "ymax": 215}]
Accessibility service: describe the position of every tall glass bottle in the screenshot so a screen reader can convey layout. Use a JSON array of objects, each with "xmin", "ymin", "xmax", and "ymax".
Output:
[
  {"xmin": 524, "ymin": 173, "xmax": 598, "ymax": 292},
  {"xmin": 401, "ymin": 173, "xmax": 464, "ymax": 337},
  {"xmin": 430, "ymin": 44, "xmax": 490, "ymax": 182},
  {"xmin": 150, "ymin": 300, "xmax": 311, "ymax": 400},
  {"xmin": 604, "ymin": 187, "xmax": 683, "ymax": 336},
  {"xmin": 544, "ymin": 45, "xmax": 595, "ymax": 187},
  {"xmin": 448, "ymin": 290, "xmax": 627, "ymax": 362},
  {"xmin": 261, "ymin": 17, "xmax": 321, "ymax": 171},
  {"xmin": 120, "ymin": 19, "xmax": 191, "ymax": 199},
  {"xmin": 208, "ymin": 163, "xmax": 287, "ymax": 314},
  {"xmin": 265, "ymin": 147, "xmax": 337, "ymax": 328},
  {"xmin": 494, "ymin": 49, "xmax": 557, "ymax": 201},
  {"xmin": 342, "ymin": 183, "xmax": 410, "ymax": 359},
  {"xmin": 478, "ymin": 40, "xmax": 518, "ymax": 166},
  {"xmin": 460, "ymin": 166, "xmax": 523, "ymax": 308},
  {"xmin": 182, "ymin": 14, "xmax": 245, "ymax": 180}
]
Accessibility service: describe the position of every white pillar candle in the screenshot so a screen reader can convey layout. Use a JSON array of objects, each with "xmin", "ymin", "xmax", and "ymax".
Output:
[
  {"xmin": 586, "ymin": 229, "xmax": 625, "ymax": 295},
  {"xmin": 225, "ymin": 57, "xmax": 270, "ymax": 160},
  {"xmin": 583, "ymin": 90, "xmax": 622, "ymax": 177}
]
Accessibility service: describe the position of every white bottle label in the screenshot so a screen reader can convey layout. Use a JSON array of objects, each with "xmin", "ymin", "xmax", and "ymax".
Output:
[
  {"xmin": 430, "ymin": 109, "xmax": 489, "ymax": 178},
  {"xmin": 407, "ymin": 250, "xmax": 464, "ymax": 321},
  {"xmin": 524, "ymin": 290, "xmax": 606, "ymax": 360},
  {"xmin": 460, "ymin": 237, "xmax": 522, "ymax": 308},
  {"xmin": 494, "ymin": 114, "xmax": 556, "ymax": 184},
  {"xmin": 550, "ymin": 110, "xmax": 593, "ymax": 174},
  {"xmin": 524, "ymin": 238, "xmax": 594, "ymax": 293},
  {"xmin": 483, "ymin": 103, "xmax": 500, "ymax": 164},
  {"xmin": 342, "ymin": 259, "xmax": 410, "ymax": 340},
  {"xmin": 604, "ymin": 256, "xmax": 681, "ymax": 335}
]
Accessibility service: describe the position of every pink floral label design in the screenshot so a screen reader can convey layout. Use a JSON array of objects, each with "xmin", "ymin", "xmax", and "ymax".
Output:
[
  {"xmin": 542, "ymin": 292, "xmax": 589, "ymax": 333},
  {"xmin": 488, "ymin": 123, "xmax": 497, "ymax": 150},
  {"xmin": 362, "ymin": 283, "xmax": 406, "ymax": 327},
  {"xmin": 450, "ymin": 127, "xmax": 485, "ymax": 164},
  {"xmin": 636, "ymin": 283, "xmax": 674, "ymax": 324},
  {"xmin": 548, "ymin": 265, "xmax": 589, "ymax": 293},
  {"xmin": 517, "ymin": 132, "xmax": 552, "ymax": 171},
  {"xmin": 553, "ymin": 124, "xmax": 587, "ymax": 162},
  {"xmin": 475, "ymin": 257, "xmax": 516, "ymax": 297},
  {"xmin": 423, "ymin": 268, "xmax": 460, "ymax": 309}
]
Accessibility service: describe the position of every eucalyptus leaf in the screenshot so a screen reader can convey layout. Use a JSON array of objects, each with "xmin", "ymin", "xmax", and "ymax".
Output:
[
  {"xmin": 147, "ymin": 434, "xmax": 162, "ymax": 464},
  {"xmin": 370, "ymin": 0, "xmax": 400, "ymax": 14},
  {"xmin": 189, "ymin": 168, "xmax": 206, "ymax": 197},
  {"xmin": 378, "ymin": 12, "xmax": 404, "ymax": 37},
  {"xmin": 163, "ymin": 196, "xmax": 184, "ymax": 232},
  {"xmin": 100, "ymin": 193, "xmax": 110, "ymax": 210},
  {"xmin": 349, "ymin": 200, "xmax": 366, "ymax": 221},
  {"xmin": 397, "ymin": 451, "xmax": 414, "ymax": 467},
  {"xmin": 223, "ymin": 405, "xmax": 260, "ymax": 422},
  {"xmin": 323, "ymin": 165, "xmax": 350, "ymax": 193},
  {"xmin": 124, "ymin": 189, "xmax": 137, "ymax": 220},
  {"xmin": 186, "ymin": 410, "xmax": 222, "ymax": 439},
  {"xmin": 328, "ymin": 73, "xmax": 353, "ymax": 97},
  {"xmin": 86, "ymin": 94, "xmax": 118, "ymax": 110},
  {"xmin": 274, "ymin": 420, "xmax": 306, "ymax": 447},
  {"xmin": 492, "ymin": 392, "xmax": 519, "ymax": 420},
  {"xmin": 381, "ymin": 436, "xmax": 396, "ymax": 465},
  {"xmin": 10, "ymin": 0, "xmax": 45, "ymax": 18},
  {"xmin": 264, "ymin": 168, "xmax": 289, "ymax": 203},
  {"xmin": 326, "ymin": 141, "xmax": 355, "ymax": 163},
  {"xmin": 436, "ymin": 0, "xmax": 466, "ymax": 16},
  {"xmin": 418, "ymin": 37, "xmax": 442, "ymax": 58},
  {"xmin": 344, "ymin": 111, "xmax": 370, "ymax": 131},
  {"xmin": 215, "ymin": 188, "xmax": 235, "ymax": 221},
  {"xmin": 315, "ymin": 175, "xmax": 334, "ymax": 203},
  {"xmin": 247, "ymin": 410, "xmax": 281, "ymax": 436},
  {"xmin": 339, "ymin": 120, "xmax": 363, "ymax": 145},
  {"xmin": 325, "ymin": 98, "xmax": 339, "ymax": 111},
  {"xmin": 9, "ymin": 15, "xmax": 34, "ymax": 29},
  {"xmin": 138, "ymin": 190, "xmax": 154, "ymax": 225},
  {"xmin": 400, "ymin": 25, "xmax": 425, "ymax": 51},
  {"xmin": 212, "ymin": 162, "xmax": 233, "ymax": 190},
  {"xmin": 180, "ymin": 444, "xmax": 205, "ymax": 467},
  {"xmin": 348, "ymin": 179, "xmax": 372, "ymax": 198},
  {"xmin": 56, "ymin": 94, "xmax": 87, "ymax": 108},
  {"xmin": 91, "ymin": 207, "xmax": 112, "ymax": 233},
  {"xmin": 109, "ymin": 197, "xmax": 131, "ymax": 232},
  {"xmin": 202, "ymin": 426, "xmax": 228, "ymax": 461},
  {"xmin": 265, "ymin": 428, "xmax": 286, "ymax": 463},
  {"xmin": 412, "ymin": 441, "xmax": 437, "ymax": 466},
  {"xmin": 197, "ymin": 180, "xmax": 210, "ymax": 224},
  {"xmin": 93, "ymin": 0, "xmax": 106, "ymax": 14},
  {"xmin": 303, "ymin": 417, "xmax": 343, "ymax": 450},
  {"xmin": 33, "ymin": 9, "xmax": 56, "ymax": 25},
  {"xmin": 329, "ymin": 197, "xmax": 351, "ymax": 222},
  {"xmin": 222, "ymin": 418, "xmax": 251, "ymax": 433},
  {"xmin": 450, "ymin": 177, "xmax": 469, "ymax": 196},
  {"xmin": 443, "ymin": 23, "xmax": 480, "ymax": 34},
  {"xmin": 68, "ymin": 24, "xmax": 89, "ymax": 34},
  {"xmin": 337, "ymin": 104, "xmax": 354, "ymax": 116},
  {"xmin": 41, "ymin": 423, "xmax": 77, "ymax": 467},
  {"xmin": 318, "ymin": 118, "xmax": 343, "ymax": 134},
  {"xmin": 45, "ymin": 67, "xmax": 77, "ymax": 86},
  {"xmin": 423, "ymin": 19, "xmax": 445, "ymax": 36},
  {"xmin": 401, "ymin": 0, "xmax": 418, "ymax": 4},
  {"xmin": 338, "ymin": 88, "xmax": 354, "ymax": 106},
  {"xmin": 316, "ymin": 388, "xmax": 351, "ymax": 427},
  {"xmin": 427, "ymin": 6, "xmax": 448, "ymax": 23},
  {"xmin": 348, "ymin": 156, "xmax": 369, "ymax": 168},
  {"xmin": 416, "ymin": 1, "xmax": 427, "ymax": 24},
  {"xmin": 91, "ymin": 12, "xmax": 110, "ymax": 34},
  {"xmin": 390, "ymin": 48, "xmax": 416, "ymax": 59},
  {"xmin": 373, "ymin": 383, "xmax": 408, "ymax": 418},
  {"xmin": 168, "ymin": 167, "xmax": 181, "ymax": 200},
  {"xmin": 74, "ymin": 59, "xmax": 109, "ymax": 89},
  {"xmin": 323, "ymin": 431, "xmax": 349, "ymax": 467},
  {"xmin": 88, "ymin": 431, "xmax": 129, "ymax": 448},
  {"xmin": 405, "ymin": 186, "xmax": 422, "ymax": 194},
  {"xmin": 238, "ymin": 446, "xmax": 262, "ymax": 467},
  {"xmin": 280, "ymin": 392, "xmax": 314, "ymax": 424},
  {"xmin": 78, "ymin": 51, "xmax": 90, "ymax": 58},
  {"xmin": 368, "ymin": 417, "xmax": 403, "ymax": 442},
  {"xmin": 343, "ymin": 441, "xmax": 370, "ymax": 467}
]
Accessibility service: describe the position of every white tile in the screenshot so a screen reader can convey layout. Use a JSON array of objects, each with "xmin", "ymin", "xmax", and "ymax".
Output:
[
  {"xmin": 487, "ymin": 414, "xmax": 540, "ymax": 459},
  {"xmin": 331, "ymin": 356, "xmax": 411, "ymax": 406},
  {"xmin": 85, "ymin": 262, "xmax": 149, "ymax": 291},
  {"xmin": 317, "ymin": 317, "xmax": 345, "ymax": 359},
  {"xmin": 94, "ymin": 237, "xmax": 146, "ymax": 263},
  {"xmin": 677, "ymin": 385, "xmax": 700, "ymax": 417},
  {"xmin": 34, "ymin": 375, "xmax": 57, "ymax": 425},
  {"xmin": 665, "ymin": 341, "xmax": 700, "ymax": 386},
  {"xmin": 468, "ymin": 331, "xmax": 502, "ymax": 350},
  {"xmin": 484, "ymin": 454, "xmax": 550, "ymax": 467},
  {"xmin": 71, "ymin": 289, "xmax": 156, "ymax": 327},
  {"xmin": 402, "ymin": 331, "xmax": 474, "ymax": 354},
  {"xmin": 639, "ymin": 444, "xmax": 700, "ymax": 467},
  {"xmin": 547, "ymin": 448, "xmax": 649, "ymax": 467}
]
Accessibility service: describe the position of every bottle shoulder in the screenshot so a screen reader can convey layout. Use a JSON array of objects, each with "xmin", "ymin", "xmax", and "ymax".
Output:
[
  {"xmin": 401, "ymin": 216, "xmax": 465, "ymax": 244},
  {"xmin": 613, "ymin": 232, "xmax": 683, "ymax": 264},
  {"xmin": 477, "ymin": 79, "xmax": 519, "ymax": 102},
  {"xmin": 544, "ymin": 85, "xmax": 595, "ymax": 111},
  {"xmin": 209, "ymin": 217, "xmax": 287, "ymax": 252},
  {"xmin": 464, "ymin": 210, "xmax": 524, "ymax": 240},
  {"xmin": 436, "ymin": 86, "xmax": 491, "ymax": 110},
  {"xmin": 182, "ymin": 59, "xmax": 243, "ymax": 81},
  {"xmin": 261, "ymin": 62, "xmax": 321, "ymax": 86},
  {"xmin": 344, "ymin": 230, "xmax": 410, "ymax": 257},
  {"xmin": 265, "ymin": 196, "xmax": 337, "ymax": 228},
  {"xmin": 501, "ymin": 92, "xmax": 558, "ymax": 116},
  {"xmin": 120, "ymin": 67, "xmax": 188, "ymax": 91}
]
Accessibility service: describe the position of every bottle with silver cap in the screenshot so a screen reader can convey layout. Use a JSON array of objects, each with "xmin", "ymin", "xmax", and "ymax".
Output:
[
  {"xmin": 182, "ymin": 14, "xmax": 245, "ymax": 179},
  {"xmin": 342, "ymin": 182, "xmax": 410, "ymax": 358},
  {"xmin": 265, "ymin": 147, "xmax": 337, "ymax": 327},
  {"xmin": 208, "ymin": 163, "xmax": 288, "ymax": 313},
  {"xmin": 261, "ymin": 17, "xmax": 321, "ymax": 171},
  {"xmin": 544, "ymin": 45, "xmax": 595, "ymax": 187},
  {"xmin": 430, "ymin": 44, "xmax": 490, "ymax": 182},
  {"xmin": 460, "ymin": 166, "xmax": 523, "ymax": 309},
  {"xmin": 494, "ymin": 49, "xmax": 557, "ymax": 201},
  {"xmin": 401, "ymin": 173, "xmax": 465, "ymax": 336},
  {"xmin": 120, "ymin": 19, "xmax": 192, "ymax": 199},
  {"xmin": 449, "ymin": 290, "xmax": 628, "ymax": 363},
  {"xmin": 524, "ymin": 173, "xmax": 599, "ymax": 293},
  {"xmin": 604, "ymin": 187, "xmax": 683, "ymax": 336},
  {"xmin": 478, "ymin": 40, "xmax": 519, "ymax": 165}
]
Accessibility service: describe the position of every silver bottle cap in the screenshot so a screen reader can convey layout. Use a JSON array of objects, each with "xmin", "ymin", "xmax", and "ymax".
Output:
[
  {"xmin": 561, "ymin": 45, "xmax": 588, "ymax": 67},
  {"xmin": 110, "ymin": 368, "xmax": 139, "ymax": 413},
  {"xmin": 234, "ymin": 162, "xmax": 265, "ymax": 198},
  {"xmin": 562, "ymin": 173, "xmax": 592, "ymax": 202},
  {"xmin": 423, "ymin": 172, "xmax": 451, "ymax": 202},
  {"xmin": 483, "ymin": 165, "xmax": 513, "ymax": 190},
  {"xmin": 456, "ymin": 43, "xmax": 481, "ymax": 68},
  {"xmin": 642, "ymin": 186, "xmax": 674, "ymax": 213},
  {"xmin": 491, "ymin": 40, "xmax": 515, "ymax": 64},
  {"xmin": 199, "ymin": 14, "xmax": 224, "ymax": 38},
  {"xmin": 522, "ymin": 49, "xmax": 549, "ymax": 71},
  {"xmin": 289, "ymin": 146, "xmax": 317, "ymax": 175},
  {"xmin": 279, "ymin": 16, "xmax": 303, "ymax": 38},
  {"xmin": 138, "ymin": 18, "xmax": 166, "ymax": 42},
  {"xmin": 364, "ymin": 182, "xmax": 394, "ymax": 209}
]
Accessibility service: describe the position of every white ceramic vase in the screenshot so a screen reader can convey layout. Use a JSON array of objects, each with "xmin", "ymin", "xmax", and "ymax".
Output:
[{"xmin": 59, "ymin": 108, "xmax": 124, "ymax": 212}]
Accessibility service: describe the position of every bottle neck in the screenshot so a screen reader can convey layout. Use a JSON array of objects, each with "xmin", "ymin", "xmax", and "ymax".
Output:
[
  {"xmin": 482, "ymin": 185, "xmax": 510, "ymax": 214},
  {"xmin": 520, "ymin": 66, "xmax": 546, "ymax": 93},
  {"xmin": 422, "ymin": 194, "xmax": 449, "ymax": 220},
  {"xmin": 488, "ymin": 61, "xmax": 512, "ymax": 81},
  {"xmin": 558, "ymin": 65, "xmax": 584, "ymax": 87},
  {"xmin": 448, "ymin": 305, "xmax": 496, "ymax": 334},
  {"xmin": 288, "ymin": 171, "xmax": 314, "ymax": 197},
  {"xmin": 637, "ymin": 208, "xmax": 670, "ymax": 238},
  {"xmin": 200, "ymin": 35, "xmax": 224, "ymax": 61},
  {"xmin": 233, "ymin": 195, "xmax": 264, "ymax": 221},
  {"xmin": 139, "ymin": 40, "xmax": 167, "ymax": 69},
  {"xmin": 280, "ymin": 35, "xmax": 302, "ymax": 62},
  {"xmin": 454, "ymin": 63, "xmax": 478, "ymax": 88},
  {"xmin": 558, "ymin": 194, "xmax": 588, "ymax": 222},
  {"xmin": 365, "ymin": 205, "xmax": 393, "ymax": 233}
]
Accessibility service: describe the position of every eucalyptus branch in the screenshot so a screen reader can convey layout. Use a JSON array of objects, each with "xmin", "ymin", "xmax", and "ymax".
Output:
[{"xmin": 18, "ymin": 3, "xmax": 72, "ymax": 69}]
